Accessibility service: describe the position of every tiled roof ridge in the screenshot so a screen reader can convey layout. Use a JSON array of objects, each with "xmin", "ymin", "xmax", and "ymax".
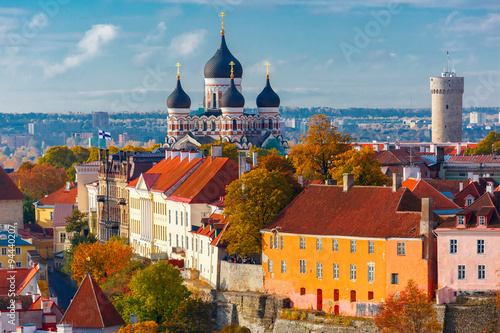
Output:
[
  {"xmin": 161, "ymin": 157, "xmax": 205, "ymax": 196},
  {"xmin": 89, "ymin": 274, "xmax": 105, "ymax": 326},
  {"xmin": 181, "ymin": 157, "xmax": 232, "ymax": 200}
]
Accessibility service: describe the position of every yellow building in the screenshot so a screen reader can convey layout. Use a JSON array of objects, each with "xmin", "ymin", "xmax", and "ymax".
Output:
[
  {"xmin": 34, "ymin": 182, "xmax": 77, "ymax": 229},
  {"xmin": 19, "ymin": 224, "xmax": 54, "ymax": 259},
  {"xmin": 0, "ymin": 231, "xmax": 37, "ymax": 268},
  {"xmin": 262, "ymin": 175, "xmax": 438, "ymax": 317}
]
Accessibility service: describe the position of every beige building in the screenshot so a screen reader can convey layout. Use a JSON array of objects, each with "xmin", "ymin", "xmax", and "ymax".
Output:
[{"xmin": 0, "ymin": 166, "xmax": 25, "ymax": 229}]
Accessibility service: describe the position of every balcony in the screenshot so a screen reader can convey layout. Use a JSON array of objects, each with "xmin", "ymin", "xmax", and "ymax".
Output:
[
  {"xmin": 118, "ymin": 198, "xmax": 126, "ymax": 205},
  {"xmin": 100, "ymin": 220, "xmax": 120, "ymax": 229},
  {"xmin": 97, "ymin": 195, "xmax": 106, "ymax": 202}
]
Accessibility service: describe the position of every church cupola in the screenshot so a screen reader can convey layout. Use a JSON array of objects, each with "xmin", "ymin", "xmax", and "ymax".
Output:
[
  {"xmin": 220, "ymin": 62, "xmax": 244, "ymax": 115},
  {"xmin": 167, "ymin": 63, "xmax": 191, "ymax": 116},
  {"xmin": 256, "ymin": 62, "xmax": 280, "ymax": 115}
]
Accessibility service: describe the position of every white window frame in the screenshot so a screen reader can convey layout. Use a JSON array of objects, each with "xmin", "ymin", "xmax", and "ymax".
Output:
[
  {"xmin": 477, "ymin": 239, "xmax": 485, "ymax": 254},
  {"xmin": 299, "ymin": 259, "xmax": 306, "ymax": 274},
  {"xmin": 457, "ymin": 215, "xmax": 465, "ymax": 225},
  {"xmin": 15, "ymin": 247, "xmax": 21, "ymax": 255},
  {"xmin": 350, "ymin": 240, "xmax": 356, "ymax": 253},
  {"xmin": 333, "ymin": 263, "xmax": 339, "ymax": 279},
  {"xmin": 478, "ymin": 216, "xmax": 485, "ymax": 226},
  {"xmin": 368, "ymin": 264, "xmax": 375, "ymax": 282},
  {"xmin": 268, "ymin": 259, "xmax": 273, "ymax": 273},
  {"xmin": 299, "ymin": 237, "xmax": 305, "ymax": 250},
  {"xmin": 350, "ymin": 264, "xmax": 356, "ymax": 281},
  {"xmin": 368, "ymin": 241, "xmax": 374, "ymax": 254},
  {"xmin": 397, "ymin": 242, "xmax": 406, "ymax": 256},
  {"xmin": 316, "ymin": 262, "xmax": 322, "ymax": 279},
  {"xmin": 281, "ymin": 260, "xmax": 286, "ymax": 273},
  {"xmin": 477, "ymin": 265, "xmax": 485, "ymax": 280},
  {"xmin": 450, "ymin": 239, "xmax": 457, "ymax": 254},
  {"xmin": 316, "ymin": 238, "xmax": 322, "ymax": 251},
  {"xmin": 332, "ymin": 239, "xmax": 338, "ymax": 252},
  {"xmin": 391, "ymin": 273, "xmax": 399, "ymax": 284},
  {"xmin": 458, "ymin": 265, "xmax": 466, "ymax": 280}
]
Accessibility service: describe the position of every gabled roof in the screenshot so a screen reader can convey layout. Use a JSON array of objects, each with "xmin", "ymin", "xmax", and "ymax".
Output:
[
  {"xmin": 454, "ymin": 181, "xmax": 485, "ymax": 207},
  {"xmin": 423, "ymin": 179, "xmax": 462, "ymax": 196},
  {"xmin": 37, "ymin": 183, "xmax": 77, "ymax": 206},
  {"xmin": 29, "ymin": 295, "xmax": 63, "ymax": 315},
  {"xmin": 438, "ymin": 193, "xmax": 500, "ymax": 230},
  {"xmin": 169, "ymin": 157, "xmax": 239, "ymax": 203},
  {"xmin": 264, "ymin": 185, "xmax": 428, "ymax": 239},
  {"xmin": 448, "ymin": 155, "xmax": 500, "ymax": 164},
  {"xmin": 61, "ymin": 274, "xmax": 125, "ymax": 328},
  {"xmin": 376, "ymin": 148, "xmax": 430, "ymax": 166},
  {"xmin": 0, "ymin": 165, "xmax": 25, "ymax": 200},
  {"xmin": 0, "ymin": 265, "xmax": 39, "ymax": 294},
  {"xmin": 402, "ymin": 178, "xmax": 460, "ymax": 211},
  {"xmin": 0, "ymin": 230, "xmax": 37, "ymax": 246},
  {"xmin": 193, "ymin": 212, "xmax": 228, "ymax": 247},
  {"xmin": 52, "ymin": 203, "xmax": 75, "ymax": 227}
]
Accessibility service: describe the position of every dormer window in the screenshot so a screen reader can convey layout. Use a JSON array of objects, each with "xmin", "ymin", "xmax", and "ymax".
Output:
[
  {"xmin": 478, "ymin": 216, "xmax": 486, "ymax": 226},
  {"xmin": 457, "ymin": 215, "xmax": 465, "ymax": 226},
  {"xmin": 465, "ymin": 196, "xmax": 474, "ymax": 206}
]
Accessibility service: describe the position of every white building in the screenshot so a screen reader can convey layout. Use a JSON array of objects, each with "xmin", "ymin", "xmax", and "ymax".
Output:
[{"xmin": 470, "ymin": 111, "xmax": 485, "ymax": 125}]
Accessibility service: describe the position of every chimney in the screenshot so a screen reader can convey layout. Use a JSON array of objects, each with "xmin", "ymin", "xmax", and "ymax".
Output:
[
  {"xmin": 130, "ymin": 314, "xmax": 138, "ymax": 325},
  {"xmin": 211, "ymin": 145, "xmax": 222, "ymax": 158},
  {"xmin": 420, "ymin": 198, "xmax": 434, "ymax": 260},
  {"xmin": 180, "ymin": 150, "xmax": 189, "ymax": 161},
  {"xmin": 42, "ymin": 299, "xmax": 51, "ymax": 314},
  {"xmin": 298, "ymin": 175, "xmax": 304, "ymax": 186},
  {"xmin": 417, "ymin": 172, "xmax": 421, "ymax": 180},
  {"xmin": 171, "ymin": 150, "xmax": 181, "ymax": 159},
  {"xmin": 65, "ymin": 182, "xmax": 71, "ymax": 191},
  {"xmin": 383, "ymin": 142, "xmax": 389, "ymax": 151},
  {"xmin": 165, "ymin": 149, "xmax": 171, "ymax": 160},
  {"xmin": 395, "ymin": 141, "xmax": 401, "ymax": 150},
  {"xmin": 486, "ymin": 182, "xmax": 494, "ymax": 194},
  {"xmin": 343, "ymin": 173, "xmax": 354, "ymax": 192},
  {"xmin": 56, "ymin": 324, "xmax": 73, "ymax": 333},
  {"xmin": 468, "ymin": 172, "xmax": 473, "ymax": 180},
  {"xmin": 373, "ymin": 144, "xmax": 379, "ymax": 153},
  {"xmin": 456, "ymin": 142, "xmax": 461, "ymax": 155},
  {"xmin": 20, "ymin": 324, "xmax": 36, "ymax": 333},
  {"xmin": 252, "ymin": 151, "xmax": 258, "ymax": 167},
  {"xmin": 459, "ymin": 182, "xmax": 464, "ymax": 191},
  {"xmin": 15, "ymin": 300, "xmax": 22, "ymax": 310},
  {"xmin": 436, "ymin": 147, "xmax": 444, "ymax": 164},
  {"xmin": 472, "ymin": 174, "xmax": 479, "ymax": 182},
  {"xmin": 238, "ymin": 152, "xmax": 246, "ymax": 178},
  {"xmin": 392, "ymin": 173, "xmax": 402, "ymax": 192},
  {"xmin": 189, "ymin": 150, "xmax": 202, "ymax": 162},
  {"xmin": 49, "ymin": 296, "xmax": 58, "ymax": 306},
  {"xmin": 32, "ymin": 293, "xmax": 40, "ymax": 303}
]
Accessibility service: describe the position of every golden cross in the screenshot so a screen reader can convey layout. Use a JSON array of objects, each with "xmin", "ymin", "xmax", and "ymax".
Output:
[
  {"xmin": 265, "ymin": 61, "xmax": 270, "ymax": 77},
  {"xmin": 219, "ymin": 12, "xmax": 226, "ymax": 34},
  {"xmin": 229, "ymin": 61, "xmax": 235, "ymax": 78},
  {"xmin": 175, "ymin": 62, "xmax": 181, "ymax": 78}
]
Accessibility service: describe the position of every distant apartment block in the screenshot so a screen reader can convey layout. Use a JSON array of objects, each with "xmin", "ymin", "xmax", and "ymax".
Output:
[
  {"xmin": 74, "ymin": 133, "xmax": 94, "ymax": 140},
  {"xmin": 92, "ymin": 111, "xmax": 109, "ymax": 129},
  {"xmin": 470, "ymin": 112, "xmax": 485, "ymax": 125},
  {"xmin": 7, "ymin": 135, "xmax": 33, "ymax": 148}
]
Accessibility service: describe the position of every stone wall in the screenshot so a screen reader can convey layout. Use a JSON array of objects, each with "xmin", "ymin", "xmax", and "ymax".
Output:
[
  {"xmin": 0, "ymin": 200, "xmax": 23, "ymax": 228},
  {"xmin": 219, "ymin": 260, "xmax": 263, "ymax": 292},
  {"xmin": 443, "ymin": 296, "xmax": 499, "ymax": 333},
  {"xmin": 272, "ymin": 319, "xmax": 377, "ymax": 333}
]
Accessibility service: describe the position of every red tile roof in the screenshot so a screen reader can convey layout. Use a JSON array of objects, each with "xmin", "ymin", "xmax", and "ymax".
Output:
[
  {"xmin": 29, "ymin": 295, "xmax": 64, "ymax": 316},
  {"xmin": 60, "ymin": 274, "xmax": 125, "ymax": 328},
  {"xmin": 169, "ymin": 158, "xmax": 239, "ymax": 203},
  {"xmin": 438, "ymin": 193, "xmax": 500, "ymax": 230},
  {"xmin": 448, "ymin": 155, "xmax": 500, "ymax": 163},
  {"xmin": 52, "ymin": 203, "xmax": 75, "ymax": 227},
  {"xmin": 0, "ymin": 165, "xmax": 25, "ymax": 200},
  {"xmin": 423, "ymin": 179, "xmax": 462, "ymax": 196},
  {"xmin": 16, "ymin": 264, "xmax": 40, "ymax": 293},
  {"xmin": 193, "ymin": 212, "xmax": 228, "ymax": 247},
  {"xmin": 402, "ymin": 178, "xmax": 460, "ymax": 211},
  {"xmin": 454, "ymin": 182, "xmax": 485, "ymax": 207},
  {"xmin": 264, "ymin": 185, "xmax": 430, "ymax": 239},
  {"xmin": 37, "ymin": 183, "xmax": 77, "ymax": 206},
  {"xmin": 0, "ymin": 266, "xmax": 39, "ymax": 294}
]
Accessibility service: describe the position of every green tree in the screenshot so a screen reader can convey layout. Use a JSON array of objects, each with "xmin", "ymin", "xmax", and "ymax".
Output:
[
  {"xmin": 164, "ymin": 298, "xmax": 214, "ymax": 333},
  {"xmin": 289, "ymin": 114, "xmax": 353, "ymax": 180},
  {"xmin": 375, "ymin": 279, "xmax": 442, "ymax": 333},
  {"xmin": 118, "ymin": 261, "xmax": 190, "ymax": 324},
  {"xmin": 65, "ymin": 210, "xmax": 88, "ymax": 235},
  {"xmin": 330, "ymin": 147, "xmax": 389, "ymax": 186},
  {"xmin": 222, "ymin": 168, "xmax": 293, "ymax": 255},
  {"xmin": 71, "ymin": 146, "xmax": 91, "ymax": 164},
  {"xmin": 22, "ymin": 191, "xmax": 36, "ymax": 224},
  {"xmin": 197, "ymin": 139, "xmax": 239, "ymax": 164},
  {"xmin": 256, "ymin": 154, "xmax": 302, "ymax": 197},
  {"xmin": 465, "ymin": 131, "xmax": 500, "ymax": 155},
  {"xmin": 38, "ymin": 146, "xmax": 76, "ymax": 169}
]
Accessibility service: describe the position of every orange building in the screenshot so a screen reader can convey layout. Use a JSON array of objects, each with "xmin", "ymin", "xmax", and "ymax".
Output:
[{"xmin": 261, "ymin": 174, "xmax": 438, "ymax": 317}]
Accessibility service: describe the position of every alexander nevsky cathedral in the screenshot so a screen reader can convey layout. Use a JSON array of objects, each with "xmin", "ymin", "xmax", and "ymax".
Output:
[{"xmin": 164, "ymin": 13, "xmax": 288, "ymax": 152}]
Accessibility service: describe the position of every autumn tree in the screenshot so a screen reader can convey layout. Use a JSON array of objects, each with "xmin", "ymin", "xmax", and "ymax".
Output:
[
  {"xmin": 38, "ymin": 146, "xmax": 76, "ymax": 169},
  {"xmin": 330, "ymin": 147, "xmax": 389, "ymax": 186},
  {"xmin": 465, "ymin": 131, "xmax": 500, "ymax": 155},
  {"xmin": 17, "ymin": 163, "xmax": 67, "ymax": 200},
  {"xmin": 375, "ymin": 279, "xmax": 442, "ymax": 333},
  {"xmin": 117, "ymin": 261, "xmax": 190, "ymax": 325},
  {"xmin": 71, "ymin": 239, "xmax": 133, "ymax": 285},
  {"xmin": 256, "ymin": 154, "xmax": 302, "ymax": 197},
  {"xmin": 163, "ymin": 297, "xmax": 214, "ymax": 333},
  {"xmin": 289, "ymin": 114, "xmax": 353, "ymax": 180},
  {"xmin": 118, "ymin": 321, "xmax": 159, "ymax": 333},
  {"xmin": 197, "ymin": 139, "xmax": 239, "ymax": 165},
  {"xmin": 222, "ymin": 168, "xmax": 294, "ymax": 255},
  {"xmin": 220, "ymin": 324, "xmax": 251, "ymax": 333}
]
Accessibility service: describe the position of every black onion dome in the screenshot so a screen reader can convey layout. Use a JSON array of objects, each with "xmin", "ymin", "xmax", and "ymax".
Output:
[
  {"xmin": 220, "ymin": 78, "xmax": 245, "ymax": 108},
  {"xmin": 167, "ymin": 78, "xmax": 191, "ymax": 109},
  {"xmin": 204, "ymin": 35, "xmax": 243, "ymax": 79},
  {"xmin": 256, "ymin": 77, "xmax": 280, "ymax": 108}
]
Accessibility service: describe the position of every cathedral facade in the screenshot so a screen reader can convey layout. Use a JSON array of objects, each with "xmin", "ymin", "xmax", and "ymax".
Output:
[{"xmin": 164, "ymin": 14, "xmax": 288, "ymax": 152}]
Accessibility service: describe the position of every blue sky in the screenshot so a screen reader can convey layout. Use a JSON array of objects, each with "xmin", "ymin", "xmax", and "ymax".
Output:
[{"xmin": 0, "ymin": 0, "xmax": 498, "ymax": 113}]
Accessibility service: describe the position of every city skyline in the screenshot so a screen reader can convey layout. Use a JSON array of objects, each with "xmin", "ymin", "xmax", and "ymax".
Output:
[{"xmin": 0, "ymin": 0, "xmax": 498, "ymax": 113}]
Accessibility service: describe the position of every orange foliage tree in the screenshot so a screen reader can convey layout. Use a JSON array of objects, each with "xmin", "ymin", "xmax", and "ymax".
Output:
[
  {"xmin": 118, "ymin": 321, "xmax": 159, "ymax": 333},
  {"xmin": 71, "ymin": 239, "xmax": 133, "ymax": 286},
  {"xmin": 17, "ymin": 163, "xmax": 67, "ymax": 200},
  {"xmin": 375, "ymin": 279, "xmax": 442, "ymax": 333}
]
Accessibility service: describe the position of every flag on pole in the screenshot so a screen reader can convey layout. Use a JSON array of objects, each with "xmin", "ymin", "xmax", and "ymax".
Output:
[{"xmin": 98, "ymin": 130, "xmax": 111, "ymax": 140}]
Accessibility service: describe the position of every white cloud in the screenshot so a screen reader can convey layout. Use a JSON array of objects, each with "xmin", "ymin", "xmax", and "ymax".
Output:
[
  {"xmin": 0, "ymin": 8, "xmax": 27, "ymax": 16},
  {"xmin": 168, "ymin": 29, "xmax": 206, "ymax": 56},
  {"xmin": 144, "ymin": 21, "xmax": 166, "ymax": 43},
  {"xmin": 446, "ymin": 13, "xmax": 500, "ymax": 34},
  {"xmin": 45, "ymin": 24, "xmax": 119, "ymax": 77}
]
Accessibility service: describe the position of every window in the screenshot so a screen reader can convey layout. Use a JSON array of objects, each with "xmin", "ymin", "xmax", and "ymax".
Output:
[
  {"xmin": 316, "ymin": 262, "xmax": 323, "ymax": 279},
  {"xmin": 169, "ymin": 233, "xmax": 172, "ymax": 246},
  {"xmin": 333, "ymin": 263, "xmax": 339, "ymax": 279},
  {"xmin": 268, "ymin": 260, "xmax": 273, "ymax": 273},
  {"xmin": 478, "ymin": 216, "xmax": 485, "ymax": 226},
  {"xmin": 450, "ymin": 239, "xmax": 457, "ymax": 254},
  {"xmin": 195, "ymin": 239, "xmax": 198, "ymax": 252},
  {"xmin": 186, "ymin": 212, "xmax": 189, "ymax": 226},
  {"xmin": 16, "ymin": 262, "xmax": 21, "ymax": 268},
  {"xmin": 180, "ymin": 212, "xmax": 183, "ymax": 226},
  {"xmin": 316, "ymin": 238, "xmax": 322, "ymax": 251},
  {"xmin": 300, "ymin": 288, "xmax": 305, "ymax": 296},
  {"xmin": 281, "ymin": 260, "xmax": 286, "ymax": 273},
  {"xmin": 350, "ymin": 264, "xmax": 356, "ymax": 281},
  {"xmin": 280, "ymin": 236, "xmax": 284, "ymax": 249},
  {"xmin": 200, "ymin": 240, "xmax": 203, "ymax": 254},
  {"xmin": 391, "ymin": 273, "xmax": 399, "ymax": 284},
  {"xmin": 270, "ymin": 235, "xmax": 273, "ymax": 249},
  {"xmin": 397, "ymin": 242, "xmax": 406, "ymax": 256},
  {"xmin": 1, "ymin": 248, "xmax": 6, "ymax": 255},
  {"xmin": 368, "ymin": 241, "xmax": 374, "ymax": 254},
  {"xmin": 176, "ymin": 235, "xmax": 179, "ymax": 247},
  {"xmin": 477, "ymin": 239, "xmax": 485, "ymax": 254},
  {"xmin": 300, "ymin": 237, "xmax": 305, "ymax": 250},
  {"xmin": 458, "ymin": 265, "xmax": 466, "ymax": 280},
  {"xmin": 175, "ymin": 211, "xmax": 178, "ymax": 225},
  {"xmin": 169, "ymin": 210, "xmax": 171, "ymax": 223},
  {"xmin": 60, "ymin": 232, "xmax": 66, "ymax": 243},
  {"xmin": 368, "ymin": 265, "xmax": 375, "ymax": 282},
  {"xmin": 368, "ymin": 291, "xmax": 374, "ymax": 300},
  {"xmin": 50, "ymin": 211, "xmax": 53, "ymax": 220},
  {"xmin": 274, "ymin": 234, "xmax": 279, "ymax": 249},
  {"xmin": 332, "ymin": 239, "xmax": 338, "ymax": 252},
  {"xmin": 299, "ymin": 260, "xmax": 306, "ymax": 274},
  {"xmin": 186, "ymin": 236, "xmax": 189, "ymax": 250},
  {"xmin": 466, "ymin": 198, "xmax": 473, "ymax": 206},
  {"xmin": 350, "ymin": 240, "xmax": 356, "ymax": 253},
  {"xmin": 457, "ymin": 215, "xmax": 464, "ymax": 225},
  {"xmin": 15, "ymin": 247, "xmax": 21, "ymax": 255},
  {"xmin": 350, "ymin": 290, "xmax": 356, "ymax": 302},
  {"xmin": 478, "ymin": 265, "xmax": 485, "ymax": 280}
]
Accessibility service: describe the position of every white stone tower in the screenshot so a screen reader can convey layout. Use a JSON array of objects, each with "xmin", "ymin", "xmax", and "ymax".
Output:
[{"xmin": 430, "ymin": 52, "xmax": 464, "ymax": 143}]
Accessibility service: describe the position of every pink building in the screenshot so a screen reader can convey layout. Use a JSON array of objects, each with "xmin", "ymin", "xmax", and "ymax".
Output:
[{"xmin": 435, "ymin": 192, "xmax": 500, "ymax": 304}]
